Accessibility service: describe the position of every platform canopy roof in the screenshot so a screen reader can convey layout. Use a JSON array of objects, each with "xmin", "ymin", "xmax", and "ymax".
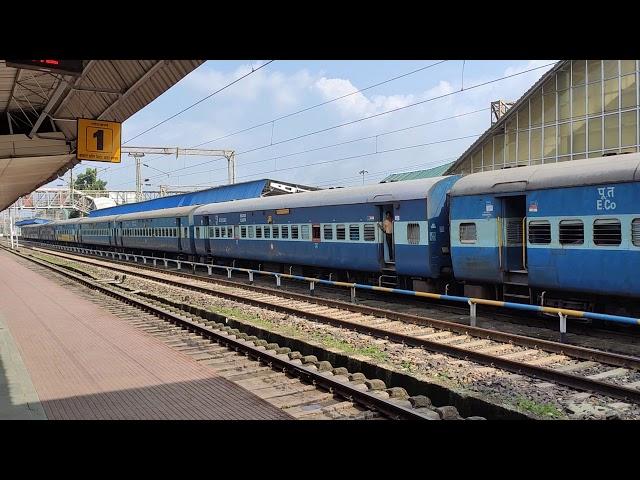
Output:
[{"xmin": 0, "ymin": 60, "xmax": 204, "ymax": 212}]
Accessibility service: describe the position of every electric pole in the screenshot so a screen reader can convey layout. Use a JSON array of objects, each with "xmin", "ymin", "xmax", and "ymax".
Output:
[
  {"xmin": 359, "ymin": 170, "xmax": 368, "ymax": 185},
  {"xmin": 128, "ymin": 152, "xmax": 146, "ymax": 203}
]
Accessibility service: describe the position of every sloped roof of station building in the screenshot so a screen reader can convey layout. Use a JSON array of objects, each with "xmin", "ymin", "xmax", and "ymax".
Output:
[
  {"xmin": 195, "ymin": 176, "xmax": 451, "ymax": 216},
  {"xmin": 0, "ymin": 60, "xmax": 204, "ymax": 212},
  {"xmin": 449, "ymin": 154, "xmax": 640, "ymax": 196},
  {"xmin": 15, "ymin": 218, "xmax": 51, "ymax": 226},
  {"xmin": 380, "ymin": 162, "xmax": 454, "ymax": 183},
  {"xmin": 89, "ymin": 179, "xmax": 271, "ymax": 217}
]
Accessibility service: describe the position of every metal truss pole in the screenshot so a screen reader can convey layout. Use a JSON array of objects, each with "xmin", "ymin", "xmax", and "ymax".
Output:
[
  {"xmin": 227, "ymin": 152, "xmax": 236, "ymax": 185},
  {"xmin": 121, "ymin": 147, "xmax": 236, "ymax": 187}
]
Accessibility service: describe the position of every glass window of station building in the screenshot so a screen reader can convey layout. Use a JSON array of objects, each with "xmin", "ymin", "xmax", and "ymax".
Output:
[{"xmin": 449, "ymin": 60, "xmax": 639, "ymax": 174}]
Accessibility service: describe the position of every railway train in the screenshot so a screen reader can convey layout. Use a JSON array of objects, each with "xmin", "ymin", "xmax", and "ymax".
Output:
[{"xmin": 20, "ymin": 154, "xmax": 640, "ymax": 318}]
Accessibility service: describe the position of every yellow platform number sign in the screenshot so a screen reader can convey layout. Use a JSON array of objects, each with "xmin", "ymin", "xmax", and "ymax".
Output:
[{"xmin": 76, "ymin": 118, "xmax": 121, "ymax": 163}]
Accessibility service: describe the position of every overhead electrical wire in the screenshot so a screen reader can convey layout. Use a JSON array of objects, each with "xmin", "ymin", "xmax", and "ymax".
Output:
[
  {"xmin": 183, "ymin": 132, "xmax": 482, "ymax": 188},
  {"xmin": 108, "ymin": 61, "xmax": 555, "ymax": 189},
  {"xmin": 122, "ymin": 60, "xmax": 275, "ymax": 145},
  {"xmin": 107, "ymin": 60, "xmax": 449, "ymax": 174},
  {"xmin": 136, "ymin": 107, "xmax": 488, "ymax": 183},
  {"xmin": 136, "ymin": 60, "xmax": 554, "ymax": 182}
]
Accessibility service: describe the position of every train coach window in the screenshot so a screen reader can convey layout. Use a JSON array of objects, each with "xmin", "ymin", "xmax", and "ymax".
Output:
[
  {"xmin": 301, "ymin": 225, "xmax": 310, "ymax": 240},
  {"xmin": 460, "ymin": 223, "xmax": 478, "ymax": 244},
  {"xmin": 593, "ymin": 218, "xmax": 621, "ymax": 246},
  {"xmin": 281, "ymin": 225, "xmax": 289, "ymax": 239},
  {"xmin": 264, "ymin": 226, "xmax": 271, "ymax": 239},
  {"xmin": 256, "ymin": 226, "xmax": 263, "ymax": 238},
  {"xmin": 560, "ymin": 220, "xmax": 584, "ymax": 245},
  {"xmin": 323, "ymin": 225, "xmax": 333, "ymax": 240},
  {"xmin": 406, "ymin": 223, "xmax": 420, "ymax": 244},
  {"xmin": 241, "ymin": 226, "xmax": 247, "ymax": 238},
  {"xmin": 364, "ymin": 224, "xmax": 376, "ymax": 242},
  {"xmin": 336, "ymin": 224, "xmax": 346, "ymax": 240},
  {"xmin": 350, "ymin": 224, "xmax": 360, "ymax": 241},
  {"xmin": 312, "ymin": 225, "xmax": 321, "ymax": 241},
  {"xmin": 248, "ymin": 226, "xmax": 255, "ymax": 238},
  {"xmin": 273, "ymin": 226, "xmax": 280, "ymax": 239},
  {"xmin": 227, "ymin": 227, "xmax": 233, "ymax": 238},
  {"xmin": 528, "ymin": 221, "xmax": 550, "ymax": 244},
  {"xmin": 291, "ymin": 225, "xmax": 299, "ymax": 239},
  {"xmin": 632, "ymin": 219, "xmax": 640, "ymax": 246}
]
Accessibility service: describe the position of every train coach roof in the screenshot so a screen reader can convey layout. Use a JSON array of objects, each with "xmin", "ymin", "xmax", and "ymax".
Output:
[
  {"xmin": 114, "ymin": 205, "xmax": 200, "ymax": 222},
  {"xmin": 194, "ymin": 176, "xmax": 453, "ymax": 216},
  {"xmin": 76, "ymin": 215, "xmax": 120, "ymax": 224},
  {"xmin": 450, "ymin": 154, "xmax": 640, "ymax": 196}
]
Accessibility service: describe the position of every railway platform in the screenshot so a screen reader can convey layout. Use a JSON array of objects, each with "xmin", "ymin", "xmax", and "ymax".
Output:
[{"xmin": 0, "ymin": 250, "xmax": 291, "ymax": 420}]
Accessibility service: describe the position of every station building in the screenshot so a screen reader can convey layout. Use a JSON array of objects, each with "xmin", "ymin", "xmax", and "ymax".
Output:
[{"xmin": 445, "ymin": 60, "xmax": 639, "ymax": 175}]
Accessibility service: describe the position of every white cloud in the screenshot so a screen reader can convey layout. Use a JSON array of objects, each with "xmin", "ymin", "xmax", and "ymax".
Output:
[
  {"xmin": 184, "ymin": 63, "xmax": 316, "ymax": 110},
  {"xmin": 110, "ymin": 60, "xmax": 561, "ymax": 190}
]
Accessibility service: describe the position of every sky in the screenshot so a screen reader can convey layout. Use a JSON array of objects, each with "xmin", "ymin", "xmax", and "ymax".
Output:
[{"xmin": 66, "ymin": 60, "xmax": 557, "ymax": 192}]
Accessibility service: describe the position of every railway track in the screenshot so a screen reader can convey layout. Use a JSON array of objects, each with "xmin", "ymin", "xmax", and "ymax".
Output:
[
  {"xmin": 4, "ymin": 245, "xmax": 480, "ymax": 421},
  {"xmin": 15, "ymin": 243, "xmax": 640, "ymax": 411}
]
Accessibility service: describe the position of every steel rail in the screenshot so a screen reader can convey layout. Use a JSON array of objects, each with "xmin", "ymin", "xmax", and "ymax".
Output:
[
  {"xmin": 16, "ymin": 244, "xmax": 640, "ymax": 404},
  {"xmin": 4, "ymin": 246, "xmax": 433, "ymax": 420},
  {"xmin": 24, "ymin": 243, "xmax": 640, "ymax": 372}
]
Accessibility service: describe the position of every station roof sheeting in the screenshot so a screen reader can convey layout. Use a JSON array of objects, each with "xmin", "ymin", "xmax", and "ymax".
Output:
[
  {"xmin": 89, "ymin": 179, "xmax": 271, "ymax": 217},
  {"xmin": 15, "ymin": 218, "xmax": 51, "ymax": 226},
  {"xmin": 445, "ymin": 61, "xmax": 563, "ymax": 175},
  {"xmin": 379, "ymin": 162, "xmax": 454, "ymax": 183},
  {"xmin": 0, "ymin": 60, "xmax": 205, "ymax": 212},
  {"xmin": 449, "ymin": 153, "xmax": 640, "ymax": 196}
]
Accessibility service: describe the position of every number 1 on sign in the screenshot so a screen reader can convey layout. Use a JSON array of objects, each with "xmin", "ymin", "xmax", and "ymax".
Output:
[{"xmin": 93, "ymin": 129, "xmax": 104, "ymax": 150}]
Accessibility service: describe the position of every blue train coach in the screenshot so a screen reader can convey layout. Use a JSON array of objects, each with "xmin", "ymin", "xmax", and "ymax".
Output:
[
  {"xmin": 449, "ymin": 154, "xmax": 640, "ymax": 314},
  {"xmin": 193, "ymin": 176, "xmax": 459, "ymax": 287},
  {"xmin": 113, "ymin": 205, "xmax": 199, "ymax": 255}
]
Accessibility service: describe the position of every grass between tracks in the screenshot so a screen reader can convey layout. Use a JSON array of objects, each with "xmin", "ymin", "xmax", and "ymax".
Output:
[
  {"xmin": 516, "ymin": 397, "xmax": 565, "ymax": 418},
  {"xmin": 209, "ymin": 305, "xmax": 388, "ymax": 361}
]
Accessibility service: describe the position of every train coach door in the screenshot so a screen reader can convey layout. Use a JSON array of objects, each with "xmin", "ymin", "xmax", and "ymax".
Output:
[
  {"xmin": 203, "ymin": 216, "xmax": 211, "ymax": 255},
  {"xmin": 499, "ymin": 195, "xmax": 527, "ymax": 275},
  {"xmin": 116, "ymin": 222, "xmax": 123, "ymax": 247},
  {"xmin": 176, "ymin": 218, "xmax": 182, "ymax": 251},
  {"xmin": 377, "ymin": 205, "xmax": 395, "ymax": 266}
]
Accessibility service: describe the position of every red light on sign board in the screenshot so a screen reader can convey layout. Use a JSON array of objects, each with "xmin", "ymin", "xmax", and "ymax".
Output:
[{"xmin": 5, "ymin": 59, "xmax": 84, "ymax": 76}]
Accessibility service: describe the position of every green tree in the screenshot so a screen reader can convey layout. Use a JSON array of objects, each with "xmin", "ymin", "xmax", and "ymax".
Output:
[{"xmin": 73, "ymin": 168, "xmax": 107, "ymax": 191}]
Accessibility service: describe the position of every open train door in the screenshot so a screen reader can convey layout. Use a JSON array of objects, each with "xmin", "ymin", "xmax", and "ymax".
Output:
[
  {"xmin": 499, "ymin": 195, "xmax": 527, "ymax": 275},
  {"xmin": 498, "ymin": 194, "xmax": 531, "ymax": 303},
  {"xmin": 377, "ymin": 204, "xmax": 396, "ymax": 267}
]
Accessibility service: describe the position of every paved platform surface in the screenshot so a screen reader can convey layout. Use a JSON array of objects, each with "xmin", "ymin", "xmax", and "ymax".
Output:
[
  {"xmin": 0, "ymin": 314, "xmax": 47, "ymax": 419},
  {"xmin": 0, "ymin": 250, "xmax": 291, "ymax": 420}
]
